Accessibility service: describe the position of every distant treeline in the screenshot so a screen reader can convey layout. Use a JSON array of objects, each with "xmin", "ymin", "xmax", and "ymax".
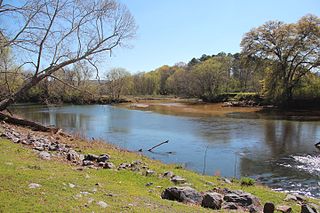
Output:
[{"xmin": 1, "ymin": 14, "xmax": 319, "ymax": 107}]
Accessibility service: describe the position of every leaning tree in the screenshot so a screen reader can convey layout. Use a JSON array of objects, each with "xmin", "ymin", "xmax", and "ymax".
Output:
[
  {"xmin": 241, "ymin": 14, "xmax": 320, "ymax": 104},
  {"xmin": 0, "ymin": 0, "xmax": 136, "ymax": 111}
]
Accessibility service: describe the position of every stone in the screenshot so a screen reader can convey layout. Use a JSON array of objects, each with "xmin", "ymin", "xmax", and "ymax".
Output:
[
  {"xmin": 39, "ymin": 151, "xmax": 51, "ymax": 160},
  {"xmin": 145, "ymin": 182, "xmax": 153, "ymax": 187},
  {"xmin": 68, "ymin": 183, "xmax": 76, "ymax": 188},
  {"xmin": 170, "ymin": 176, "xmax": 186, "ymax": 184},
  {"xmin": 97, "ymin": 201, "xmax": 108, "ymax": 208},
  {"xmin": 276, "ymin": 205, "xmax": 292, "ymax": 213},
  {"xmin": 163, "ymin": 171, "xmax": 174, "ymax": 178},
  {"xmin": 13, "ymin": 138, "xmax": 20, "ymax": 143},
  {"xmin": 161, "ymin": 186, "xmax": 203, "ymax": 204},
  {"xmin": 67, "ymin": 150, "xmax": 82, "ymax": 162},
  {"xmin": 223, "ymin": 191, "xmax": 259, "ymax": 207},
  {"xmin": 249, "ymin": 204, "xmax": 262, "ymax": 213},
  {"xmin": 201, "ymin": 192, "xmax": 223, "ymax": 210},
  {"xmin": 84, "ymin": 154, "xmax": 99, "ymax": 161},
  {"xmin": 263, "ymin": 202, "xmax": 275, "ymax": 213},
  {"xmin": 29, "ymin": 183, "xmax": 41, "ymax": 189},
  {"xmin": 223, "ymin": 178, "xmax": 232, "ymax": 184},
  {"xmin": 83, "ymin": 160, "xmax": 94, "ymax": 166},
  {"xmin": 222, "ymin": 202, "xmax": 238, "ymax": 210},
  {"xmin": 301, "ymin": 204, "xmax": 318, "ymax": 213},
  {"xmin": 103, "ymin": 162, "xmax": 115, "ymax": 169},
  {"xmin": 145, "ymin": 170, "xmax": 155, "ymax": 176},
  {"xmin": 294, "ymin": 194, "xmax": 306, "ymax": 202},
  {"xmin": 284, "ymin": 194, "xmax": 298, "ymax": 202},
  {"xmin": 34, "ymin": 146, "xmax": 45, "ymax": 151},
  {"xmin": 98, "ymin": 162, "xmax": 106, "ymax": 167},
  {"xmin": 98, "ymin": 154, "xmax": 110, "ymax": 162},
  {"xmin": 118, "ymin": 163, "xmax": 130, "ymax": 169}
]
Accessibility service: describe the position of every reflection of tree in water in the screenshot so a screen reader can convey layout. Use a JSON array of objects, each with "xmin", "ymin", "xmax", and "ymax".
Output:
[{"xmin": 239, "ymin": 120, "xmax": 319, "ymax": 177}]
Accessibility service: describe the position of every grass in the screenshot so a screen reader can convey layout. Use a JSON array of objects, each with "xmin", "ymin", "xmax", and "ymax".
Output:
[{"xmin": 0, "ymin": 132, "xmax": 319, "ymax": 212}]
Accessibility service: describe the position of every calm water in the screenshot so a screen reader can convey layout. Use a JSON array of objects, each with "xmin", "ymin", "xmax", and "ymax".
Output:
[{"xmin": 11, "ymin": 104, "xmax": 320, "ymax": 198}]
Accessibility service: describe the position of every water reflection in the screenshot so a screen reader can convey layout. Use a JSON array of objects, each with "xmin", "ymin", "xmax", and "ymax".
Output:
[{"xmin": 10, "ymin": 104, "xmax": 320, "ymax": 198}]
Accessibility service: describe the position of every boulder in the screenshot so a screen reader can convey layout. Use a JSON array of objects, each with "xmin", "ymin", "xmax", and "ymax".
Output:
[
  {"xmin": 170, "ymin": 176, "xmax": 186, "ymax": 184},
  {"xmin": 201, "ymin": 192, "xmax": 223, "ymax": 209},
  {"xmin": 84, "ymin": 154, "xmax": 99, "ymax": 161},
  {"xmin": 98, "ymin": 154, "xmax": 110, "ymax": 162},
  {"xmin": 67, "ymin": 150, "xmax": 82, "ymax": 163},
  {"xmin": 163, "ymin": 171, "xmax": 174, "ymax": 178},
  {"xmin": 223, "ymin": 191, "xmax": 259, "ymax": 207},
  {"xmin": 103, "ymin": 162, "xmax": 115, "ymax": 169},
  {"xmin": 222, "ymin": 202, "xmax": 238, "ymax": 210},
  {"xmin": 161, "ymin": 186, "xmax": 203, "ymax": 204},
  {"xmin": 301, "ymin": 204, "xmax": 318, "ymax": 213},
  {"xmin": 284, "ymin": 194, "xmax": 298, "ymax": 202},
  {"xmin": 276, "ymin": 205, "xmax": 292, "ymax": 213},
  {"xmin": 145, "ymin": 170, "xmax": 155, "ymax": 176},
  {"xmin": 263, "ymin": 202, "xmax": 275, "ymax": 213},
  {"xmin": 39, "ymin": 151, "xmax": 51, "ymax": 160},
  {"xmin": 83, "ymin": 160, "xmax": 94, "ymax": 166}
]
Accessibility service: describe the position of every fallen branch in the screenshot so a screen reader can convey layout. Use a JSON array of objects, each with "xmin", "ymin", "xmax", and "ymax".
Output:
[
  {"xmin": 0, "ymin": 112, "xmax": 59, "ymax": 132},
  {"xmin": 148, "ymin": 140, "xmax": 169, "ymax": 152}
]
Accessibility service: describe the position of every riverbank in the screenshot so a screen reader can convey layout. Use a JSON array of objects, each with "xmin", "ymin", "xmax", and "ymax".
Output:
[{"xmin": 0, "ymin": 122, "xmax": 319, "ymax": 212}]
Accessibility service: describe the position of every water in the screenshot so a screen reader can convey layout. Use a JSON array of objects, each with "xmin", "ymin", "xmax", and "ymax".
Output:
[{"xmin": 10, "ymin": 104, "xmax": 320, "ymax": 198}]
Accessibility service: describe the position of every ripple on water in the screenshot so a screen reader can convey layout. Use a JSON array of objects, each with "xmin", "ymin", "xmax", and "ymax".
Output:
[{"xmin": 279, "ymin": 154, "xmax": 320, "ymax": 176}]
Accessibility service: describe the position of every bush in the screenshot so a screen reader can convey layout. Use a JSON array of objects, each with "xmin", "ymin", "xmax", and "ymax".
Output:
[{"xmin": 240, "ymin": 177, "xmax": 255, "ymax": 186}]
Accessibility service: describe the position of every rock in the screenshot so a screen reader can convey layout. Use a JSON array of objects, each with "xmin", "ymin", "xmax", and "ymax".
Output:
[
  {"xmin": 223, "ymin": 178, "xmax": 232, "ymax": 184},
  {"xmin": 301, "ymin": 204, "xmax": 318, "ymax": 213},
  {"xmin": 131, "ymin": 160, "xmax": 142, "ymax": 165},
  {"xmin": 83, "ymin": 160, "xmax": 94, "ymax": 166},
  {"xmin": 34, "ymin": 146, "xmax": 44, "ymax": 151},
  {"xmin": 224, "ymin": 192, "xmax": 258, "ymax": 207},
  {"xmin": 49, "ymin": 144, "xmax": 58, "ymax": 151},
  {"xmin": 29, "ymin": 183, "xmax": 41, "ymax": 189},
  {"xmin": 161, "ymin": 186, "xmax": 203, "ymax": 204},
  {"xmin": 249, "ymin": 204, "xmax": 262, "ymax": 213},
  {"xmin": 163, "ymin": 171, "xmax": 174, "ymax": 178},
  {"xmin": 145, "ymin": 182, "xmax": 153, "ymax": 187},
  {"xmin": 98, "ymin": 154, "xmax": 110, "ymax": 162},
  {"xmin": 276, "ymin": 205, "xmax": 292, "ymax": 213},
  {"xmin": 13, "ymin": 138, "xmax": 20, "ymax": 143},
  {"xmin": 263, "ymin": 202, "xmax": 275, "ymax": 213},
  {"xmin": 67, "ymin": 150, "xmax": 82, "ymax": 163},
  {"xmin": 118, "ymin": 163, "xmax": 130, "ymax": 170},
  {"xmin": 103, "ymin": 162, "xmax": 115, "ymax": 169},
  {"xmin": 68, "ymin": 183, "xmax": 76, "ymax": 188},
  {"xmin": 284, "ymin": 194, "xmax": 298, "ymax": 202},
  {"xmin": 84, "ymin": 154, "xmax": 99, "ymax": 161},
  {"xmin": 145, "ymin": 170, "xmax": 155, "ymax": 176},
  {"xmin": 201, "ymin": 192, "xmax": 223, "ymax": 210},
  {"xmin": 39, "ymin": 151, "xmax": 51, "ymax": 160},
  {"xmin": 170, "ymin": 176, "xmax": 186, "ymax": 184},
  {"xmin": 98, "ymin": 162, "xmax": 106, "ymax": 167},
  {"xmin": 295, "ymin": 194, "xmax": 306, "ymax": 202},
  {"xmin": 222, "ymin": 202, "xmax": 238, "ymax": 210},
  {"xmin": 97, "ymin": 201, "xmax": 108, "ymax": 208}
]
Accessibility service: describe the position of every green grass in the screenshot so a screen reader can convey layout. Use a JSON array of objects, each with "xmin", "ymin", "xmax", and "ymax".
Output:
[{"xmin": 0, "ymin": 138, "xmax": 318, "ymax": 212}]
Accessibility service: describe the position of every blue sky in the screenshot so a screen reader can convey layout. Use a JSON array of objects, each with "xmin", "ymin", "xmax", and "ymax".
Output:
[{"xmin": 105, "ymin": 0, "xmax": 320, "ymax": 74}]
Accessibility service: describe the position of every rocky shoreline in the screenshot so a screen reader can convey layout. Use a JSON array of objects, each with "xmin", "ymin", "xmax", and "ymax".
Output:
[{"xmin": 1, "ymin": 121, "xmax": 319, "ymax": 212}]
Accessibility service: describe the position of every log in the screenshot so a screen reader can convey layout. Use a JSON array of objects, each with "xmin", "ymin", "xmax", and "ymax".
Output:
[
  {"xmin": 0, "ymin": 112, "xmax": 59, "ymax": 133},
  {"xmin": 148, "ymin": 140, "xmax": 169, "ymax": 152}
]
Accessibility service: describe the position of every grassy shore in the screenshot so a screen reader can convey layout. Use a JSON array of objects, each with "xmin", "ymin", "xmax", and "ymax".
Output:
[{"xmin": 0, "ymin": 124, "xmax": 319, "ymax": 212}]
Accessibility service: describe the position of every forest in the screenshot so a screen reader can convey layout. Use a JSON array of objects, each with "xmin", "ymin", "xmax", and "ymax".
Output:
[{"xmin": 0, "ymin": 7, "xmax": 319, "ymax": 108}]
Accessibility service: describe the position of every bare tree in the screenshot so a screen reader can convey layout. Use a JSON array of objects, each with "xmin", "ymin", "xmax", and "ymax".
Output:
[
  {"xmin": 0, "ymin": 0, "xmax": 136, "ymax": 110},
  {"xmin": 105, "ymin": 67, "xmax": 130, "ymax": 100}
]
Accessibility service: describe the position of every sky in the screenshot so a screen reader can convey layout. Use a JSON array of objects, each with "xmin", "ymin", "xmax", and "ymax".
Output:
[{"xmin": 104, "ymin": 0, "xmax": 320, "ymax": 74}]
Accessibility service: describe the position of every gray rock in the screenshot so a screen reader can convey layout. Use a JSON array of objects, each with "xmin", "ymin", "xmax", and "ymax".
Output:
[
  {"xmin": 97, "ymin": 201, "xmax": 108, "ymax": 208},
  {"xmin": 103, "ymin": 162, "xmax": 115, "ymax": 169},
  {"xmin": 98, "ymin": 154, "xmax": 110, "ymax": 162},
  {"xmin": 29, "ymin": 183, "xmax": 41, "ymax": 189},
  {"xmin": 263, "ymin": 202, "xmax": 275, "ymax": 213},
  {"xmin": 13, "ymin": 138, "xmax": 20, "ymax": 143},
  {"xmin": 84, "ymin": 154, "xmax": 99, "ymax": 161},
  {"xmin": 163, "ymin": 171, "xmax": 174, "ymax": 178},
  {"xmin": 249, "ymin": 204, "xmax": 262, "ymax": 213},
  {"xmin": 222, "ymin": 202, "xmax": 238, "ymax": 210},
  {"xmin": 145, "ymin": 170, "xmax": 155, "ymax": 176},
  {"xmin": 145, "ymin": 182, "xmax": 153, "ymax": 187},
  {"xmin": 171, "ymin": 176, "xmax": 186, "ymax": 184},
  {"xmin": 201, "ymin": 192, "xmax": 223, "ymax": 209},
  {"xmin": 161, "ymin": 186, "xmax": 203, "ymax": 204},
  {"xmin": 301, "ymin": 204, "xmax": 318, "ymax": 213},
  {"xmin": 39, "ymin": 151, "xmax": 51, "ymax": 160},
  {"xmin": 284, "ymin": 194, "xmax": 298, "ymax": 202},
  {"xmin": 98, "ymin": 162, "xmax": 106, "ymax": 167},
  {"xmin": 67, "ymin": 150, "xmax": 81, "ymax": 162},
  {"xmin": 223, "ymin": 191, "xmax": 259, "ymax": 207},
  {"xmin": 83, "ymin": 160, "xmax": 94, "ymax": 166},
  {"xmin": 34, "ymin": 146, "xmax": 44, "ymax": 151},
  {"xmin": 68, "ymin": 183, "xmax": 76, "ymax": 188},
  {"xmin": 276, "ymin": 205, "xmax": 292, "ymax": 213}
]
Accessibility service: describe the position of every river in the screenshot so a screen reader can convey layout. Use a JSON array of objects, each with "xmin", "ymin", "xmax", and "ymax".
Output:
[{"xmin": 10, "ymin": 103, "xmax": 320, "ymax": 198}]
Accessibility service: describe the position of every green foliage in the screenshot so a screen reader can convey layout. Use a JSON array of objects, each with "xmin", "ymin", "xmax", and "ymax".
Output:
[{"xmin": 240, "ymin": 177, "xmax": 256, "ymax": 186}]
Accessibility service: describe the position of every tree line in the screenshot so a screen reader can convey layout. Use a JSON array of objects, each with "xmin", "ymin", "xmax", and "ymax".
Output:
[{"xmin": 0, "ymin": 1, "xmax": 319, "ymax": 109}]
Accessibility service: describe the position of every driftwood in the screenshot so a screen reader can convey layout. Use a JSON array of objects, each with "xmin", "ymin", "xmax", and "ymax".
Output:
[
  {"xmin": 148, "ymin": 140, "xmax": 169, "ymax": 152},
  {"xmin": 0, "ymin": 112, "xmax": 59, "ymax": 133}
]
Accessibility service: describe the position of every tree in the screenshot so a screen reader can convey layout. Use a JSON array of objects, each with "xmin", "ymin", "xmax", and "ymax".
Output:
[
  {"xmin": 241, "ymin": 14, "xmax": 320, "ymax": 104},
  {"xmin": 105, "ymin": 68, "xmax": 130, "ymax": 99},
  {"xmin": 0, "ymin": 0, "xmax": 136, "ymax": 110}
]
